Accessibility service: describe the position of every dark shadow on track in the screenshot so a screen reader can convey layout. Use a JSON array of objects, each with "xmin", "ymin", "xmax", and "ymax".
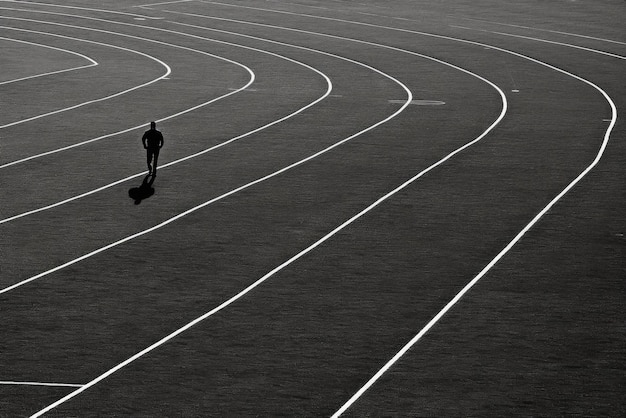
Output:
[{"xmin": 128, "ymin": 174, "xmax": 155, "ymax": 204}]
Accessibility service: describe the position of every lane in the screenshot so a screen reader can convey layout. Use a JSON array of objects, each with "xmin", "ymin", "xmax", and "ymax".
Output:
[
  {"xmin": 38, "ymin": 5, "xmax": 618, "ymax": 416},
  {"xmin": 7, "ymin": 9, "xmax": 504, "ymax": 418},
  {"xmin": 0, "ymin": 8, "xmax": 485, "ymax": 415},
  {"xmin": 0, "ymin": 13, "xmax": 412, "ymax": 290},
  {"xmin": 0, "ymin": 1, "xmax": 520, "ymax": 225},
  {"xmin": 0, "ymin": 36, "xmax": 97, "ymax": 85},
  {"xmin": 338, "ymin": 25, "xmax": 624, "ymax": 416},
  {"xmin": 154, "ymin": 5, "xmax": 624, "ymax": 415},
  {"xmin": 0, "ymin": 25, "xmax": 170, "ymax": 131},
  {"xmin": 3, "ymin": 1, "xmax": 622, "ymax": 416},
  {"xmin": 0, "ymin": 13, "xmax": 252, "ymax": 168},
  {"xmin": 0, "ymin": 16, "xmax": 336, "ymax": 223}
]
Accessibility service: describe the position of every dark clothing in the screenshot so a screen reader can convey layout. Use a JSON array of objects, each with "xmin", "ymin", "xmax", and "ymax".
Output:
[
  {"xmin": 147, "ymin": 148, "xmax": 160, "ymax": 172},
  {"xmin": 142, "ymin": 128, "xmax": 164, "ymax": 150},
  {"xmin": 142, "ymin": 127, "xmax": 163, "ymax": 175}
]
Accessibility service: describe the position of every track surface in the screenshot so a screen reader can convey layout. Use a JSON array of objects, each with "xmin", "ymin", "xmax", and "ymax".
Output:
[{"xmin": 0, "ymin": 0, "xmax": 624, "ymax": 416}]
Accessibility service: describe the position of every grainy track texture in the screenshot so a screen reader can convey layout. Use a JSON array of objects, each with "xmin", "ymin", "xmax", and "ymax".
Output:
[{"xmin": 0, "ymin": 0, "xmax": 624, "ymax": 416}]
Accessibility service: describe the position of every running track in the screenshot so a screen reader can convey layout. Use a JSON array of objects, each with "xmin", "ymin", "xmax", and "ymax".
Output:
[{"xmin": 0, "ymin": 0, "xmax": 624, "ymax": 416}]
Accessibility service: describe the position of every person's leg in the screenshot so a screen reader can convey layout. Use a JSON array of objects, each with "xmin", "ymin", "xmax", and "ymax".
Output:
[
  {"xmin": 152, "ymin": 149, "xmax": 160, "ymax": 175},
  {"xmin": 147, "ymin": 149, "xmax": 154, "ymax": 173}
]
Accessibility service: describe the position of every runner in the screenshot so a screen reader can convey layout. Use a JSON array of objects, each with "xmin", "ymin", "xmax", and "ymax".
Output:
[{"xmin": 141, "ymin": 121, "xmax": 164, "ymax": 176}]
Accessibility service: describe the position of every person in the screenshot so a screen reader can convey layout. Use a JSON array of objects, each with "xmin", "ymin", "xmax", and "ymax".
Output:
[{"xmin": 142, "ymin": 121, "xmax": 164, "ymax": 176}]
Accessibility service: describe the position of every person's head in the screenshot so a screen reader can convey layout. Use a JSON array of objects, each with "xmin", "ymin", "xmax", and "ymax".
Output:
[{"xmin": 150, "ymin": 121, "xmax": 156, "ymax": 130}]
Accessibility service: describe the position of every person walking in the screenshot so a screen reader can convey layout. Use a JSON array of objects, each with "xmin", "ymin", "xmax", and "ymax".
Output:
[{"xmin": 142, "ymin": 121, "xmax": 164, "ymax": 176}]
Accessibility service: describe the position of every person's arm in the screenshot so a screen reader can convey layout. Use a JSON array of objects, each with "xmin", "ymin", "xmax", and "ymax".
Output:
[
  {"xmin": 142, "ymin": 132, "xmax": 148, "ymax": 149},
  {"xmin": 159, "ymin": 132, "xmax": 164, "ymax": 148}
]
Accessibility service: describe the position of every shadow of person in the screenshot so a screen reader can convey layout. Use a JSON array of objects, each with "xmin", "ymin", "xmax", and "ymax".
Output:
[{"xmin": 128, "ymin": 174, "xmax": 155, "ymax": 205}]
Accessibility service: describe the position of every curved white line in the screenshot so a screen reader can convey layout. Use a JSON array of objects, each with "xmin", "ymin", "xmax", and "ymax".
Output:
[
  {"xmin": 15, "ymin": 3, "xmax": 617, "ymax": 416},
  {"xmin": 137, "ymin": 0, "xmax": 193, "ymax": 7},
  {"xmin": 2, "ymin": 7, "xmax": 504, "ymax": 416},
  {"xmin": 0, "ymin": 18, "xmax": 413, "ymax": 293},
  {"xmin": 334, "ymin": 87, "xmax": 617, "ymax": 418},
  {"xmin": 460, "ymin": 17, "xmax": 626, "ymax": 46},
  {"xmin": 27, "ymin": 13, "xmax": 506, "ymax": 418},
  {"xmin": 29, "ymin": 82, "xmax": 502, "ymax": 418},
  {"xmin": 0, "ymin": 25, "xmax": 172, "ymax": 129},
  {"xmin": 0, "ymin": 5, "xmax": 504, "ymax": 287},
  {"xmin": 0, "ymin": 35, "xmax": 97, "ymax": 85},
  {"xmin": 1, "ymin": 0, "xmax": 159, "ymax": 19},
  {"xmin": 188, "ymin": 0, "xmax": 626, "ymax": 66},
  {"xmin": 0, "ymin": 25, "xmax": 334, "ymax": 224},
  {"xmin": 30, "ymin": 109, "xmax": 420, "ymax": 418},
  {"xmin": 152, "ymin": 4, "xmax": 620, "ymax": 415},
  {"xmin": 0, "ymin": 380, "xmax": 83, "ymax": 388},
  {"xmin": 0, "ymin": 14, "xmax": 255, "ymax": 169},
  {"xmin": 452, "ymin": 25, "xmax": 626, "ymax": 60}
]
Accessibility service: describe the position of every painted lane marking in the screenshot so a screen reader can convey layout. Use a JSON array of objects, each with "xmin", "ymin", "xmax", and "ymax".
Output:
[
  {"xmin": 0, "ymin": 8, "xmax": 505, "ymax": 229},
  {"xmin": 30, "ymin": 12, "xmax": 507, "ymax": 418},
  {"xmin": 459, "ymin": 17, "xmax": 626, "ymax": 46},
  {"xmin": 136, "ymin": 0, "xmax": 195, "ymax": 8},
  {"xmin": 0, "ymin": 13, "xmax": 254, "ymax": 169},
  {"xmin": 176, "ymin": 3, "xmax": 619, "ymax": 415},
  {"xmin": 7, "ymin": 6, "xmax": 504, "ymax": 415},
  {"xmin": 31, "ymin": 67, "xmax": 503, "ymax": 418},
  {"xmin": 0, "ymin": 380, "xmax": 83, "ymax": 388},
  {"xmin": 28, "ymin": 53, "xmax": 413, "ymax": 418},
  {"xmin": 0, "ymin": 36, "xmax": 97, "ymax": 85},
  {"xmin": 1, "ymin": 4, "xmax": 503, "ymax": 233},
  {"xmin": 0, "ymin": 14, "xmax": 333, "ymax": 225},
  {"xmin": 196, "ymin": 1, "xmax": 626, "ymax": 64},
  {"xmin": 388, "ymin": 99, "xmax": 445, "ymax": 105},
  {"xmin": 21, "ymin": 3, "xmax": 619, "ymax": 415},
  {"xmin": 451, "ymin": 25, "xmax": 626, "ymax": 60},
  {"xmin": 334, "ymin": 81, "xmax": 616, "ymax": 418},
  {"xmin": 0, "ymin": 25, "xmax": 172, "ymax": 129},
  {"xmin": 1, "ymin": 0, "xmax": 160, "ymax": 19},
  {"xmin": 228, "ymin": 87, "xmax": 258, "ymax": 91},
  {"xmin": 0, "ymin": 14, "xmax": 409, "ymax": 290}
]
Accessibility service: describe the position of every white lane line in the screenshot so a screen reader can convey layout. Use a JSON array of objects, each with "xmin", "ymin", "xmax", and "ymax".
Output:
[
  {"xmin": 30, "ymin": 58, "xmax": 506, "ymax": 418},
  {"xmin": 0, "ymin": 35, "xmax": 332, "ymax": 227},
  {"xmin": 0, "ymin": 15, "xmax": 411, "ymax": 293},
  {"xmin": 20, "ymin": 4, "xmax": 618, "ymax": 415},
  {"xmin": 191, "ymin": 0, "xmax": 626, "ymax": 64},
  {"xmin": 137, "ymin": 0, "xmax": 194, "ymax": 7},
  {"xmin": 157, "ymin": 9, "xmax": 506, "ymax": 105},
  {"xmin": 388, "ymin": 99, "xmax": 445, "ymax": 106},
  {"xmin": 12, "ymin": 8, "xmax": 500, "ymax": 415},
  {"xmin": 0, "ymin": 380, "xmax": 83, "ymax": 388},
  {"xmin": 175, "ymin": 3, "xmax": 620, "ymax": 414},
  {"xmin": 333, "ymin": 83, "xmax": 617, "ymax": 418},
  {"xmin": 0, "ymin": 4, "xmax": 504, "ymax": 261},
  {"xmin": 0, "ymin": 35, "xmax": 97, "ymax": 85},
  {"xmin": 0, "ymin": 13, "xmax": 254, "ymax": 169},
  {"xmin": 459, "ymin": 17, "xmax": 626, "ymax": 46},
  {"xmin": 28, "ymin": 64, "xmax": 411, "ymax": 418},
  {"xmin": 451, "ymin": 25, "xmax": 626, "ymax": 60},
  {"xmin": 0, "ymin": 15, "xmax": 335, "ymax": 225},
  {"xmin": 31, "ymin": 103, "xmax": 424, "ymax": 418},
  {"xmin": 0, "ymin": 25, "xmax": 172, "ymax": 129},
  {"xmin": 30, "ymin": 13, "xmax": 505, "ymax": 418},
  {"xmin": 0, "ymin": 0, "xmax": 161, "ymax": 19}
]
